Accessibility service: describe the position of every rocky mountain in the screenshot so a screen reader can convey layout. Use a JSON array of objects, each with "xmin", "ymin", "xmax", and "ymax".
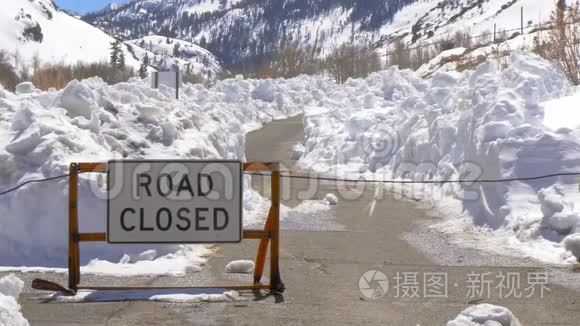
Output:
[{"xmin": 84, "ymin": 0, "xmax": 555, "ymax": 68}]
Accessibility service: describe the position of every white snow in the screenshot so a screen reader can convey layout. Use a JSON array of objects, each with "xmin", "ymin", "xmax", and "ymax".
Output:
[
  {"xmin": 0, "ymin": 73, "xmax": 315, "ymax": 273},
  {"xmin": 323, "ymin": 193, "xmax": 338, "ymax": 205},
  {"xmin": 0, "ymin": 0, "xmax": 140, "ymax": 69},
  {"xmin": 1, "ymin": 47, "xmax": 579, "ymax": 278},
  {"xmin": 447, "ymin": 304, "xmax": 520, "ymax": 326},
  {"xmin": 126, "ymin": 35, "xmax": 222, "ymax": 77},
  {"xmin": 296, "ymin": 53, "xmax": 580, "ymax": 265},
  {"xmin": 0, "ymin": 274, "xmax": 29, "ymax": 326},
  {"xmin": 563, "ymin": 233, "xmax": 580, "ymax": 261},
  {"xmin": 53, "ymin": 288, "xmax": 240, "ymax": 303},
  {"xmin": 542, "ymin": 88, "xmax": 580, "ymax": 131},
  {"xmin": 225, "ymin": 260, "xmax": 255, "ymax": 274}
]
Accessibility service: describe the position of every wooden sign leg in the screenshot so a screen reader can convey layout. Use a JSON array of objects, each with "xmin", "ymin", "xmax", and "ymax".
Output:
[
  {"xmin": 253, "ymin": 207, "xmax": 272, "ymax": 284},
  {"xmin": 269, "ymin": 169, "xmax": 284, "ymax": 292},
  {"xmin": 68, "ymin": 163, "xmax": 79, "ymax": 293}
]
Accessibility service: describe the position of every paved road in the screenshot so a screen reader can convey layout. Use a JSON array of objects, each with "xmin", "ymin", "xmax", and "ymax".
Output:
[{"xmin": 5, "ymin": 115, "xmax": 580, "ymax": 325}]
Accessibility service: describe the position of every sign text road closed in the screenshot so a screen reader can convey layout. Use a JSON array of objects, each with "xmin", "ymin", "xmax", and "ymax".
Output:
[{"xmin": 107, "ymin": 160, "xmax": 242, "ymax": 243}]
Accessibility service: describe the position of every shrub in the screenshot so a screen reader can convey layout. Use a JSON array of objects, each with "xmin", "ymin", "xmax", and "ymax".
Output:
[
  {"xmin": 32, "ymin": 61, "xmax": 135, "ymax": 90},
  {"xmin": 533, "ymin": 1, "xmax": 580, "ymax": 85},
  {"xmin": 0, "ymin": 51, "xmax": 21, "ymax": 91}
]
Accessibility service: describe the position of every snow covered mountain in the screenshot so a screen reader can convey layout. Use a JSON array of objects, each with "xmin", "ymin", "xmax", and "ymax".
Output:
[
  {"xmin": 84, "ymin": 0, "xmax": 557, "ymax": 67},
  {"xmin": 0, "ymin": 0, "xmax": 141, "ymax": 69},
  {"xmin": 127, "ymin": 35, "xmax": 222, "ymax": 77},
  {"xmin": 0, "ymin": 0, "xmax": 222, "ymax": 77}
]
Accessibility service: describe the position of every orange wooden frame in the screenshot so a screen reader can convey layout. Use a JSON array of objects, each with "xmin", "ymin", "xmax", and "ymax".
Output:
[{"xmin": 56, "ymin": 161, "xmax": 284, "ymax": 294}]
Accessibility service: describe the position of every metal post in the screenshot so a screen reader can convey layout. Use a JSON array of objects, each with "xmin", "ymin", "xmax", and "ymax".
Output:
[
  {"xmin": 175, "ymin": 68, "xmax": 179, "ymax": 100},
  {"xmin": 521, "ymin": 7, "xmax": 524, "ymax": 35},
  {"xmin": 269, "ymin": 166, "xmax": 284, "ymax": 292},
  {"xmin": 68, "ymin": 164, "xmax": 79, "ymax": 292}
]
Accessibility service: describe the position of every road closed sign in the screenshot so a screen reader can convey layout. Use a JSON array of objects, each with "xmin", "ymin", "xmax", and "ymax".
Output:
[{"xmin": 107, "ymin": 160, "xmax": 242, "ymax": 244}]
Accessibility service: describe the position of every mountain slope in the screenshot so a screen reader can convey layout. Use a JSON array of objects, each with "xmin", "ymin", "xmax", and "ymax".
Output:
[
  {"xmin": 0, "ymin": 0, "xmax": 141, "ymax": 68},
  {"xmin": 84, "ymin": 0, "xmax": 417, "ymax": 66},
  {"xmin": 85, "ymin": 0, "xmax": 556, "ymax": 68},
  {"xmin": 0, "ymin": 0, "xmax": 223, "ymax": 82},
  {"xmin": 127, "ymin": 35, "xmax": 222, "ymax": 76}
]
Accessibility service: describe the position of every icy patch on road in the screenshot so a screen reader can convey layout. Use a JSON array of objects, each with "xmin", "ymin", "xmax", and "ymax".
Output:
[
  {"xmin": 53, "ymin": 288, "xmax": 241, "ymax": 303},
  {"xmin": 0, "ymin": 274, "xmax": 29, "ymax": 326},
  {"xmin": 447, "ymin": 304, "xmax": 521, "ymax": 326}
]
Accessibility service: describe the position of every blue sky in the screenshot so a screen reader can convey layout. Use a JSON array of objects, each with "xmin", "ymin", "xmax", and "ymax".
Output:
[{"xmin": 54, "ymin": 0, "xmax": 130, "ymax": 14}]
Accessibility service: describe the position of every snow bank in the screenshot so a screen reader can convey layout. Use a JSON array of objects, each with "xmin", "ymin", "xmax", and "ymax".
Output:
[
  {"xmin": 297, "ymin": 53, "xmax": 580, "ymax": 264},
  {"xmin": 0, "ymin": 274, "xmax": 29, "ymax": 326},
  {"xmin": 447, "ymin": 304, "xmax": 520, "ymax": 326},
  {"xmin": 0, "ymin": 75, "xmax": 323, "ymax": 270}
]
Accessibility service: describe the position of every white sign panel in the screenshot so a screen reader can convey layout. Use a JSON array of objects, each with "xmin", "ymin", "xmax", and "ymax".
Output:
[
  {"xmin": 151, "ymin": 71, "xmax": 182, "ymax": 89},
  {"xmin": 107, "ymin": 160, "xmax": 242, "ymax": 244}
]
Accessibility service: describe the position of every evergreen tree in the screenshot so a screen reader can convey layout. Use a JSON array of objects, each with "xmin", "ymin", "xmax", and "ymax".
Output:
[
  {"xmin": 118, "ymin": 47, "xmax": 126, "ymax": 68},
  {"xmin": 139, "ymin": 53, "xmax": 149, "ymax": 78},
  {"xmin": 173, "ymin": 43, "xmax": 181, "ymax": 57},
  {"xmin": 110, "ymin": 40, "xmax": 121, "ymax": 67}
]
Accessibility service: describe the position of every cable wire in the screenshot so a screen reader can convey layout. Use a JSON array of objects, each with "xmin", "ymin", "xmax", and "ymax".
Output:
[
  {"xmin": 244, "ymin": 171, "xmax": 580, "ymax": 184},
  {"xmin": 1, "ymin": 171, "xmax": 579, "ymax": 198},
  {"xmin": 0, "ymin": 174, "xmax": 71, "ymax": 197}
]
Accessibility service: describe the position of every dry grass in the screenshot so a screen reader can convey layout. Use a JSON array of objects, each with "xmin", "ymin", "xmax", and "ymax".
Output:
[{"xmin": 32, "ymin": 61, "xmax": 135, "ymax": 90}]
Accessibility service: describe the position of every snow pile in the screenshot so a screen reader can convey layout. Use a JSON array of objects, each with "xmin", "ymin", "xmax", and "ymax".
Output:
[
  {"xmin": 0, "ymin": 74, "xmax": 325, "ymax": 270},
  {"xmin": 225, "ymin": 260, "xmax": 255, "ymax": 274},
  {"xmin": 298, "ymin": 53, "xmax": 580, "ymax": 264},
  {"xmin": 0, "ymin": 274, "xmax": 29, "ymax": 326},
  {"xmin": 322, "ymin": 193, "xmax": 338, "ymax": 205},
  {"xmin": 447, "ymin": 304, "xmax": 520, "ymax": 326},
  {"xmin": 563, "ymin": 233, "xmax": 580, "ymax": 262},
  {"xmin": 542, "ymin": 87, "xmax": 580, "ymax": 131},
  {"xmin": 54, "ymin": 288, "xmax": 240, "ymax": 303}
]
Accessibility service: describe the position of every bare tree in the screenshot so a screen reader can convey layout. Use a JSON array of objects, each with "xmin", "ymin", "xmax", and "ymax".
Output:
[
  {"xmin": 534, "ymin": 0, "xmax": 580, "ymax": 84},
  {"xmin": 389, "ymin": 39, "xmax": 412, "ymax": 69}
]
